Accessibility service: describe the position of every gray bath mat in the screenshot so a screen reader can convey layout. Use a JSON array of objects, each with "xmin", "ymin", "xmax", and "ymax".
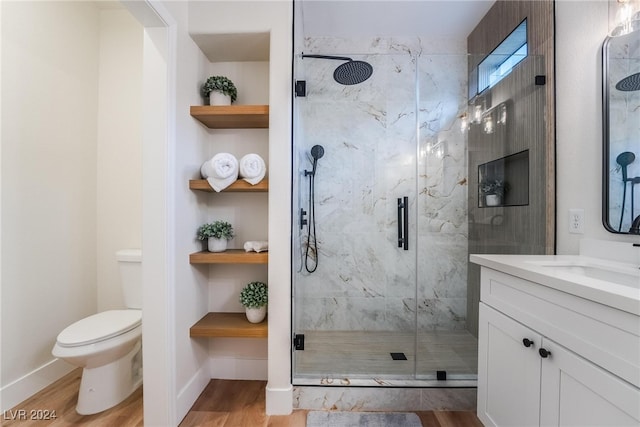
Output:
[{"xmin": 306, "ymin": 411, "xmax": 422, "ymax": 427}]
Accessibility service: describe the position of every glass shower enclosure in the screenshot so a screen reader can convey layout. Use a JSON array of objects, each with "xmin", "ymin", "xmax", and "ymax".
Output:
[{"xmin": 292, "ymin": 49, "xmax": 477, "ymax": 385}]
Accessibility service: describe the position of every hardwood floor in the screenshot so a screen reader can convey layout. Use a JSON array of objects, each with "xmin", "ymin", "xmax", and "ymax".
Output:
[
  {"xmin": 5, "ymin": 370, "xmax": 483, "ymax": 426},
  {"xmin": 2, "ymin": 369, "xmax": 143, "ymax": 427},
  {"xmin": 180, "ymin": 379, "xmax": 483, "ymax": 427}
]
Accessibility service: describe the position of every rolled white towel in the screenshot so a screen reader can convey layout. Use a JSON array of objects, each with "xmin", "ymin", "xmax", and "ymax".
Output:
[
  {"xmin": 200, "ymin": 153, "xmax": 239, "ymax": 192},
  {"xmin": 238, "ymin": 153, "xmax": 266, "ymax": 185},
  {"xmin": 243, "ymin": 240, "xmax": 269, "ymax": 253}
]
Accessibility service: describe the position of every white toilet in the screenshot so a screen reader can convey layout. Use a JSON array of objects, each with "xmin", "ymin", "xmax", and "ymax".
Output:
[{"xmin": 52, "ymin": 249, "xmax": 143, "ymax": 415}]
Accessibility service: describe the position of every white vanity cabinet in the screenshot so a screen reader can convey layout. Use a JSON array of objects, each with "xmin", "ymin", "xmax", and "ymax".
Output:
[{"xmin": 476, "ymin": 265, "xmax": 640, "ymax": 427}]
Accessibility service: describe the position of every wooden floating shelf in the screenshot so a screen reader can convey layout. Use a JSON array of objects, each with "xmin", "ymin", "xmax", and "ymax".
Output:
[
  {"xmin": 189, "ymin": 179, "xmax": 268, "ymax": 192},
  {"xmin": 189, "ymin": 249, "xmax": 268, "ymax": 264},
  {"xmin": 190, "ymin": 105, "xmax": 269, "ymax": 129},
  {"xmin": 190, "ymin": 312, "xmax": 267, "ymax": 338}
]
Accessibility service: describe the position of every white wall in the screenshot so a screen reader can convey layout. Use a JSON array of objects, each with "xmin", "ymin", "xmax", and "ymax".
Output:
[
  {"xmin": 0, "ymin": 1, "xmax": 143, "ymax": 410},
  {"xmin": 556, "ymin": 0, "xmax": 640, "ymax": 254},
  {"xmin": 1, "ymin": 0, "xmax": 99, "ymax": 409},
  {"xmin": 97, "ymin": 9, "xmax": 143, "ymax": 311},
  {"xmin": 156, "ymin": 1, "xmax": 211, "ymax": 423}
]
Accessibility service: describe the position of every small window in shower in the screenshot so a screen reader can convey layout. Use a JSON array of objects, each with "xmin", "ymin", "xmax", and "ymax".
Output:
[
  {"xmin": 477, "ymin": 19, "xmax": 528, "ymax": 94},
  {"xmin": 478, "ymin": 150, "xmax": 529, "ymax": 208}
]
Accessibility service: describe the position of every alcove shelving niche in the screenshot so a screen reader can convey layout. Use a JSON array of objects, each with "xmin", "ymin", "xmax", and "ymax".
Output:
[{"xmin": 188, "ymin": 32, "xmax": 270, "ymax": 340}]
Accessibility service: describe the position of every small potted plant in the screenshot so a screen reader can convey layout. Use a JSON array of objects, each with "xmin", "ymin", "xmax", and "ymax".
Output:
[
  {"xmin": 480, "ymin": 179, "xmax": 506, "ymax": 207},
  {"xmin": 201, "ymin": 76, "xmax": 238, "ymax": 106},
  {"xmin": 196, "ymin": 220, "xmax": 234, "ymax": 252},
  {"xmin": 239, "ymin": 281, "xmax": 268, "ymax": 323}
]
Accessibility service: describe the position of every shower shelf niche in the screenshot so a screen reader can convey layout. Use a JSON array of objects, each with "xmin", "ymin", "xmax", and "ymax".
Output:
[{"xmin": 190, "ymin": 105, "xmax": 269, "ymax": 129}]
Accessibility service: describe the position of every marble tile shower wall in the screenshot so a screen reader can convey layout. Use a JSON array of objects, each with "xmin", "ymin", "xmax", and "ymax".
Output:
[{"xmin": 294, "ymin": 37, "xmax": 468, "ymax": 333}]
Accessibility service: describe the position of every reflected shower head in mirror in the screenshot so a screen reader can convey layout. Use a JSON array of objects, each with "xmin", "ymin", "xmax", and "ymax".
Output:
[
  {"xmin": 301, "ymin": 54, "xmax": 373, "ymax": 85},
  {"xmin": 616, "ymin": 151, "xmax": 637, "ymax": 232},
  {"xmin": 617, "ymin": 151, "xmax": 636, "ymax": 181},
  {"xmin": 616, "ymin": 72, "xmax": 640, "ymax": 91}
]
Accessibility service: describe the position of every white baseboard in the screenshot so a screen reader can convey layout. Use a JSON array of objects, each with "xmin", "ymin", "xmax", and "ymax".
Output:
[
  {"xmin": 176, "ymin": 364, "xmax": 210, "ymax": 424},
  {"xmin": 266, "ymin": 383, "xmax": 293, "ymax": 415},
  {"xmin": 1, "ymin": 358, "xmax": 75, "ymax": 411},
  {"xmin": 210, "ymin": 357, "xmax": 267, "ymax": 380}
]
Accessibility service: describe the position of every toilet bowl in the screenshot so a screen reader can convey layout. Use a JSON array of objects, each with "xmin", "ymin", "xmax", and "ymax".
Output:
[{"xmin": 52, "ymin": 249, "xmax": 143, "ymax": 415}]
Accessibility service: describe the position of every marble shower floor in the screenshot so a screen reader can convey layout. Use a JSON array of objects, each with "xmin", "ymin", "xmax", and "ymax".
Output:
[{"xmin": 293, "ymin": 330, "xmax": 478, "ymax": 382}]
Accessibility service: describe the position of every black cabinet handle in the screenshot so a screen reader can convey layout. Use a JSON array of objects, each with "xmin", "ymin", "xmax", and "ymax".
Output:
[
  {"xmin": 539, "ymin": 348, "xmax": 551, "ymax": 358},
  {"xmin": 522, "ymin": 338, "xmax": 534, "ymax": 348}
]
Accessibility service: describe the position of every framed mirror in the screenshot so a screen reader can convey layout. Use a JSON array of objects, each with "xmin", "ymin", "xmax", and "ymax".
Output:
[{"xmin": 603, "ymin": 27, "xmax": 640, "ymax": 234}]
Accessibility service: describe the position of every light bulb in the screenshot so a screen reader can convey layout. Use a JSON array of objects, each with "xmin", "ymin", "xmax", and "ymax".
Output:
[
  {"xmin": 483, "ymin": 115, "xmax": 494, "ymax": 134},
  {"xmin": 473, "ymin": 105, "xmax": 483, "ymax": 124},
  {"xmin": 497, "ymin": 104, "xmax": 507, "ymax": 125},
  {"xmin": 460, "ymin": 113, "xmax": 469, "ymax": 132}
]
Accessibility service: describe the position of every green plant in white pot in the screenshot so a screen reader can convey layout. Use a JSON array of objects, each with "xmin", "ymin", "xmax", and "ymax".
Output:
[
  {"xmin": 239, "ymin": 281, "xmax": 268, "ymax": 323},
  {"xmin": 201, "ymin": 76, "xmax": 238, "ymax": 106},
  {"xmin": 480, "ymin": 179, "xmax": 507, "ymax": 207},
  {"xmin": 196, "ymin": 220, "xmax": 234, "ymax": 252}
]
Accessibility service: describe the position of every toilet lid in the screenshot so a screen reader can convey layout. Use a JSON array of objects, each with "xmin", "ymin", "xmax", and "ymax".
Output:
[{"xmin": 56, "ymin": 310, "xmax": 141, "ymax": 347}]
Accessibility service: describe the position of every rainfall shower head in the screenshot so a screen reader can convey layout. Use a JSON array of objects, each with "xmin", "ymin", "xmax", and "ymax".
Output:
[
  {"xmin": 302, "ymin": 54, "xmax": 373, "ymax": 85},
  {"xmin": 333, "ymin": 61, "xmax": 373, "ymax": 85},
  {"xmin": 616, "ymin": 72, "xmax": 640, "ymax": 91}
]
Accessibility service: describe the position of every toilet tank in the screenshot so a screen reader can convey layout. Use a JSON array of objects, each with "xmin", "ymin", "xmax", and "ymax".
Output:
[{"xmin": 116, "ymin": 249, "xmax": 142, "ymax": 309}]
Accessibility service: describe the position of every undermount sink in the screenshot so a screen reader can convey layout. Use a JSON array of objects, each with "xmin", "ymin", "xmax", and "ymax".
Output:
[{"xmin": 525, "ymin": 259, "xmax": 640, "ymax": 288}]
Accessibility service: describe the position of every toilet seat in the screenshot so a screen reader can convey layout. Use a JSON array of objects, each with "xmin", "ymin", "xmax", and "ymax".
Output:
[{"xmin": 56, "ymin": 310, "xmax": 141, "ymax": 348}]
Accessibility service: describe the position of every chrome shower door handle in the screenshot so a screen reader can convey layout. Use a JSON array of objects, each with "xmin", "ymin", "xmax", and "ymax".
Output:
[{"xmin": 397, "ymin": 196, "xmax": 409, "ymax": 250}]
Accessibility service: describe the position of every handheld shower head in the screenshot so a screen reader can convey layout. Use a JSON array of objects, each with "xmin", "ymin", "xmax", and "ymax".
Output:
[
  {"xmin": 311, "ymin": 145, "xmax": 325, "ymax": 160},
  {"xmin": 310, "ymin": 145, "xmax": 325, "ymax": 175},
  {"xmin": 617, "ymin": 151, "xmax": 636, "ymax": 181}
]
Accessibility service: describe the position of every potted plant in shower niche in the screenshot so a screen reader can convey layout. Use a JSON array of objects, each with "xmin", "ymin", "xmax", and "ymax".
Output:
[
  {"xmin": 201, "ymin": 75, "xmax": 238, "ymax": 106},
  {"xmin": 480, "ymin": 179, "xmax": 506, "ymax": 207},
  {"xmin": 239, "ymin": 281, "xmax": 268, "ymax": 323},
  {"xmin": 196, "ymin": 220, "xmax": 234, "ymax": 252}
]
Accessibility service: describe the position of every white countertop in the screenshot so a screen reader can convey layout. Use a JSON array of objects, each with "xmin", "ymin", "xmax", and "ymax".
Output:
[{"xmin": 470, "ymin": 253, "xmax": 640, "ymax": 315}]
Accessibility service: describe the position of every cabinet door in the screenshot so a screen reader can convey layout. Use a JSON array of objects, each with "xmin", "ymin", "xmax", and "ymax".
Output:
[
  {"xmin": 478, "ymin": 303, "xmax": 542, "ymax": 427},
  {"xmin": 540, "ymin": 339, "xmax": 640, "ymax": 426}
]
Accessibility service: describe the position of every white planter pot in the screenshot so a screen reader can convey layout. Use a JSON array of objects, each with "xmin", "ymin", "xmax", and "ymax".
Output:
[
  {"xmin": 209, "ymin": 92, "xmax": 231, "ymax": 106},
  {"xmin": 485, "ymin": 194, "xmax": 502, "ymax": 206},
  {"xmin": 245, "ymin": 306, "xmax": 267, "ymax": 323},
  {"xmin": 207, "ymin": 237, "xmax": 227, "ymax": 252}
]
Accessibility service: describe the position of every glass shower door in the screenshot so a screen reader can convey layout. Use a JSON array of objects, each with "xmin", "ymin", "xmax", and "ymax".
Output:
[
  {"xmin": 415, "ymin": 54, "xmax": 476, "ymax": 381},
  {"xmin": 292, "ymin": 52, "xmax": 419, "ymax": 380}
]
